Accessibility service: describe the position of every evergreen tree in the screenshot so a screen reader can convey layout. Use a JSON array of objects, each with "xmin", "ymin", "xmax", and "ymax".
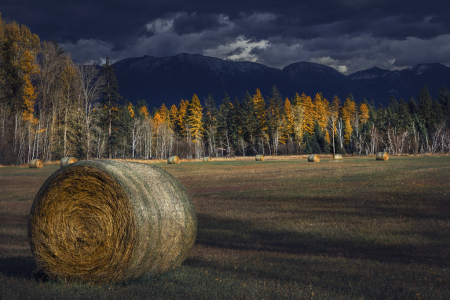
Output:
[
  {"xmin": 312, "ymin": 120, "xmax": 323, "ymax": 154},
  {"xmin": 267, "ymin": 85, "xmax": 283, "ymax": 154},
  {"xmin": 417, "ymin": 86, "xmax": 435, "ymax": 131},
  {"xmin": 202, "ymin": 93, "xmax": 218, "ymax": 156},
  {"xmin": 252, "ymin": 89, "xmax": 267, "ymax": 154},
  {"xmin": 100, "ymin": 57, "xmax": 123, "ymax": 158},
  {"xmin": 176, "ymin": 99, "xmax": 189, "ymax": 138},
  {"xmin": 218, "ymin": 93, "xmax": 233, "ymax": 155},
  {"xmin": 229, "ymin": 97, "xmax": 240, "ymax": 151},
  {"xmin": 438, "ymin": 87, "xmax": 450, "ymax": 125},
  {"xmin": 408, "ymin": 96, "xmax": 418, "ymax": 115},
  {"xmin": 432, "ymin": 99, "xmax": 445, "ymax": 126},
  {"xmin": 303, "ymin": 133, "xmax": 313, "ymax": 154},
  {"xmin": 396, "ymin": 98, "xmax": 412, "ymax": 131},
  {"xmin": 387, "ymin": 95, "xmax": 399, "ymax": 128},
  {"xmin": 241, "ymin": 91, "xmax": 258, "ymax": 154}
]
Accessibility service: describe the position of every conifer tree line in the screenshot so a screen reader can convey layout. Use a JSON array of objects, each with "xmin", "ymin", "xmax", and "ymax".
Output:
[{"xmin": 1, "ymin": 16, "xmax": 450, "ymax": 164}]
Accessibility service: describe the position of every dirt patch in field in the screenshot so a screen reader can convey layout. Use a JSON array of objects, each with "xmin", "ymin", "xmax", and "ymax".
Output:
[
  {"xmin": 189, "ymin": 183, "xmax": 268, "ymax": 194},
  {"xmin": 0, "ymin": 214, "xmax": 29, "ymax": 226}
]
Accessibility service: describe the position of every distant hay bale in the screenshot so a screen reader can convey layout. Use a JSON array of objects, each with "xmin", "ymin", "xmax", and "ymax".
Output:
[
  {"xmin": 333, "ymin": 154, "xmax": 343, "ymax": 161},
  {"xmin": 28, "ymin": 160, "xmax": 197, "ymax": 284},
  {"xmin": 307, "ymin": 154, "xmax": 320, "ymax": 162},
  {"xmin": 203, "ymin": 157, "xmax": 211, "ymax": 162},
  {"xmin": 376, "ymin": 152, "xmax": 389, "ymax": 161},
  {"xmin": 29, "ymin": 159, "xmax": 43, "ymax": 168},
  {"xmin": 167, "ymin": 156, "xmax": 180, "ymax": 164},
  {"xmin": 60, "ymin": 157, "xmax": 78, "ymax": 168},
  {"xmin": 255, "ymin": 154, "xmax": 264, "ymax": 161}
]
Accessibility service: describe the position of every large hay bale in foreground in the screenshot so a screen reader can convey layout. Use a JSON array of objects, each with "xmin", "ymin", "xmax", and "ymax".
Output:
[
  {"xmin": 167, "ymin": 156, "xmax": 180, "ymax": 164},
  {"xmin": 255, "ymin": 155, "xmax": 264, "ymax": 161},
  {"xmin": 376, "ymin": 152, "xmax": 389, "ymax": 161},
  {"xmin": 60, "ymin": 157, "xmax": 78, "ymax": 168},
  {"xmin": 333, "ymin": 154, "xmax": 343, "ymax": 161},
  {"xmin": 203, "ymin": 157, "xmax": 211, "ymax": 162},
  {"xmin": 28, "ymin": 160, "xmax": 197, "ymax": 284},
  {"xmin": 307, "ymin": 154, "xmax": 320, "ymax": 162},
  {"xmin": 29, "ymin": 159, "xmax": 43, "ymax": 168}
]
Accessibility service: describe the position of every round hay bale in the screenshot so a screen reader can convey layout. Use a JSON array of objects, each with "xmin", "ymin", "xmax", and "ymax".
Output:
[
  {"xmin": 167, "ymin": 156, "xmax": 180, "ymax": 164},
  {"xmin": 29, "ymin": 159, "xmax": 43, "ymax": 168},
  {"xmin": 28, "ymin": 160, "xmax": 197, "ymax": 284},
  {"xmin": 307, "ymin": 154, "xmax": 320, "ymax": 162},
  {"xmin": 255, "ymin": 155, "xmax": 264, "ymax": 161},
  {"xmin": 60, "ymin": 157, "xmax": 78, "ymax": 168},
  {"xmin": 333, "ymin": 154, "xmax": 343, "ymax": 161},
  {"xmin": 203, "ymin": 157, "xmax": 211, "ymax": 162},
  {"xmin": 376, "ymin": 152, "xmax": 389, "ymax": 161}
]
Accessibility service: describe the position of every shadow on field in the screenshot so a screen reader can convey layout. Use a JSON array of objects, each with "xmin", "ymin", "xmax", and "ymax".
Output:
[
  {"xmin": 196, "ymin": 213, "xmax": 450, "ymax": 268},
  {"xmin": 0, "ymin": 256, "xmax": 47, "ymax": 281}
]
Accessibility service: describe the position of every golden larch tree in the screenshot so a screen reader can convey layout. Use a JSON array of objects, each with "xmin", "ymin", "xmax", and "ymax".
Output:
[
  {"xmin": 169, "ymin": 104, "xmax": 178, "ymax": 129},
  {"xmin": 359, "ymin": 103, "xmax": 370, "ymax": 125},
  {"xmin": 252, "ymin": 88, "xmax": 267, "ymax": 133},
  {"xmin": 300, "ymin": 93, "xmax": 315, "ymax": 135},
  {"xmin": 187, "ymin": 94, "xmax": 203, "ymax": 143},
  {"xmin": 341, "ymin": 97, "xmax": 356, "ymax": 144}
]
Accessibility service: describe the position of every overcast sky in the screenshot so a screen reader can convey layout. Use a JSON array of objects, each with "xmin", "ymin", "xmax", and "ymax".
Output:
[{"xmin": 1, "ymin": 0, "xmax": 450, "ymax": 74}]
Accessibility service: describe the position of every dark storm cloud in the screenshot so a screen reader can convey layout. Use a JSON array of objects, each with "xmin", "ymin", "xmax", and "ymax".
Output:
[
  {"xmin": 172, "ymin": 13, "xmax": 225, "ymax": 35},
  {"xmin": 1, "ymin": 0, "xmax": 450, "ymax": 72}
]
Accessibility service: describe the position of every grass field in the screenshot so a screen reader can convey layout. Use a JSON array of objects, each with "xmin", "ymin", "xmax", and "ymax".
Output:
[{"xmin": 1, "ymin": 156, "xmax": 449, "ymax": 299}]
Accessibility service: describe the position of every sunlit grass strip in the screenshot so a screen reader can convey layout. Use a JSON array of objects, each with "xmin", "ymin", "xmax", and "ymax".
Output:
[{"xmin": 28, "ymin": 160, "xmax": 197, "ymax": 283}]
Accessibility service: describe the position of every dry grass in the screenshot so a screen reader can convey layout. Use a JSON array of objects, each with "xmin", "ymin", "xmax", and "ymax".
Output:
[{"xmin": 1, "ymin": 156, "xmax": 450, "ymax": 299}]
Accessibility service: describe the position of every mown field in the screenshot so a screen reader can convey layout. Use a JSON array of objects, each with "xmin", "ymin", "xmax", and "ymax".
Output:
[{"xmin": 1, "ymin": 156, "xmax": 450, "ymax": 299}]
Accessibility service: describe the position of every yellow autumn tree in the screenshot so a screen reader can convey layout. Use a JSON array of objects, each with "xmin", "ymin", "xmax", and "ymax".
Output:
[
  {"xmin": 177, "ymin": 99, "xmax": 189, "ymax": 137},
  {"xmin": 139, "ymin": 106, "xmax": 149, "ymax": 119},
  {"xmin": 252, "ymin": 88, "xmax": 267, "ymax": 133},
  {"xmin": 127, "ymin": 102, "xmax": 135, "ymax": 118},
  {"xmin": 291, "ymin": 93, "xmax": 305, "ymax": 148},
  {"xmin": 359, "ymin": 102, "xmax": 370, "ymax": 125},
  {"xmin": 187, "ymin": 94, "xmax": 203, "ymax": 144},
  {"xmin": 313, "ymin": 93, "xmax": 330, "ymax": 132},
  {"xmin": 300, "ymin": 93, "xmax": 315, "ymax": 135},
  {"xmin": 21, "ymin": 50, "xmax": 40, "ymax": 161},
  {"xmin": 341, "ymin": 96, "xmax": 356, "ymax": 144},
  {"xmin": 169, "ymin": 104, "xmax": 178, "ymax": 129}
]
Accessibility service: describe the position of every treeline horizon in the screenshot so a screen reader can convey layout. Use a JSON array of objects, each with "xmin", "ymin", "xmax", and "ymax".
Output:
[{"xmin": 1, "ymin": 15, "xmax": 450, "ymax": 165}]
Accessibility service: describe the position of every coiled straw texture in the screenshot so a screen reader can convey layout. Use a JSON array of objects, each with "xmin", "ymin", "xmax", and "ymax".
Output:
[
  {"xmin": 376, "ymin": 152, "xmax": 389, "ymax": 161},
  {"xmin": 255, "ymin": 155, "xmax": 264, "ymax": 161},
  {"xmin": 28, "ymin": 160, "xmax": 197, "ymax": 284},
  {"xmin": 60, "ymin": 157, "xmax": 78, "ymax": 168},
  {"xmin": 167, "ymin": 156, "xmax": 180, "ymax": 164},
  {"xmin": 29, "ymin": 159, "xmax": 43, "ymax": 168},
  {"xmin": 307, "ymin": 154, "xmax": 320, "ymax": 162},
  {"xmin": 203, "ymin": 157, "xmax": 211, "ymax": 162}
]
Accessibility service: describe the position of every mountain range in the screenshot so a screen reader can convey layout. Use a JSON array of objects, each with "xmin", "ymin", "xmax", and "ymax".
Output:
[{"xmin": 112, "ymin": 53, "xmax": 450, "ymax": 108}]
